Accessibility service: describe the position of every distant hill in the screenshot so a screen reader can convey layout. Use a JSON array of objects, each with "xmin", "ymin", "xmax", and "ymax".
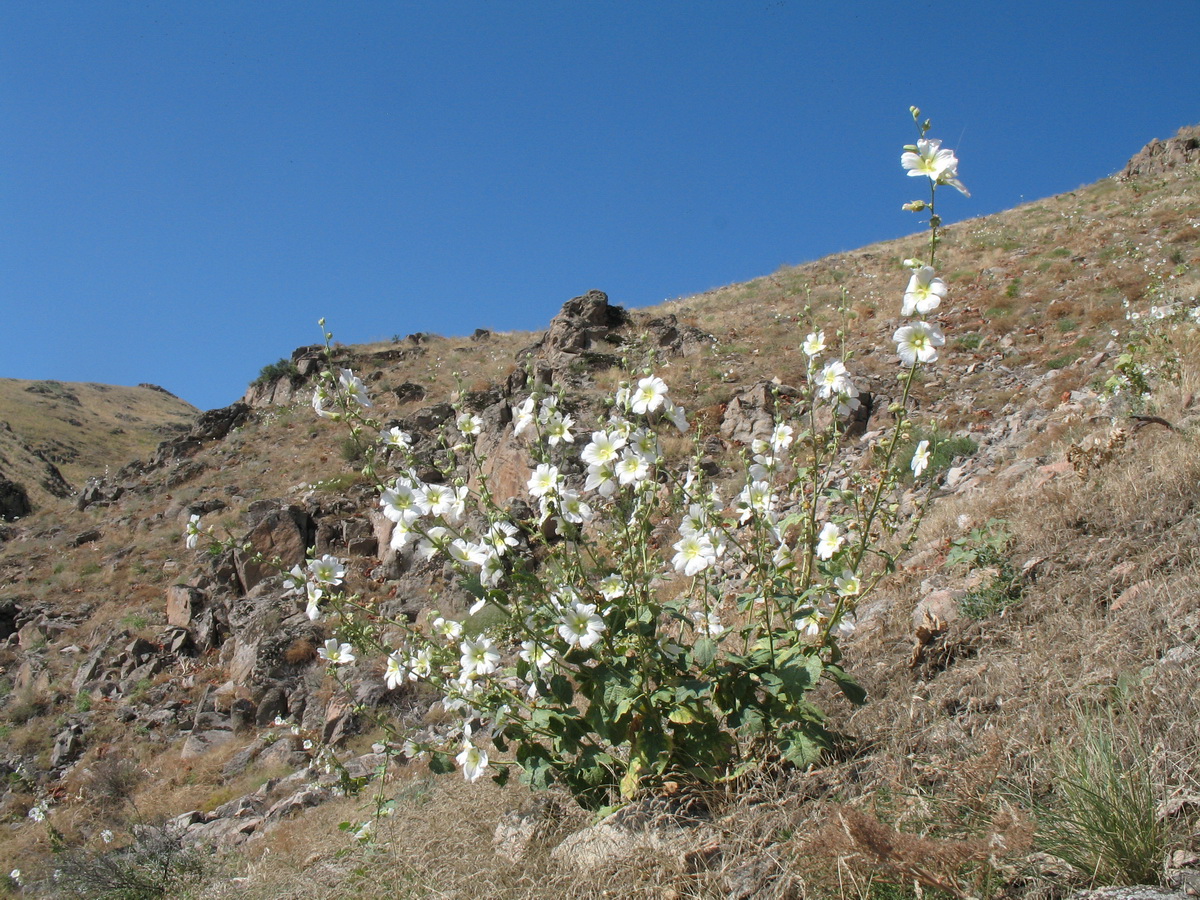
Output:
[{"xmin": 0, "ymin": 378, "xmax": 197, "ymax": 508}]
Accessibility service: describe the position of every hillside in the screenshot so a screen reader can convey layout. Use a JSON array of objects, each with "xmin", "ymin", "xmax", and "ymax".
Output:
[
  {"xmin": 0, "ymin": 125, "xmax": 1198, "ymax": 899},
  {"xmin": 0, "ymin": 379, "xmax": 198, "ymax": 509}
]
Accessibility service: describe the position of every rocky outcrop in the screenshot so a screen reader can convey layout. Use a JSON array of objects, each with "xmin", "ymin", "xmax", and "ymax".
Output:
[
  {"xmin": 0, "ymin": 477, "xmax": 31, "ymax": 521},
  {"xmin": 1121, "ymin": 124, "xmax": 1200, "ymax": 179},
  {"xmin": 517, "ymin": 290, "xmax": 628, "ymax": 380}
]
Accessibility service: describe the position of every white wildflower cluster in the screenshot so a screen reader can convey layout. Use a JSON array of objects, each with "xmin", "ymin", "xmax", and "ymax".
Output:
[
  {"xmin": 313, "ymin": 366, "xmax": 372, "ymax": 420},
  {"xmin": 249, "ymin": 109, "xmax": 966, "ymax": 793},
  {"xmin": 282, "ymin": 552, "xmax": 347, "ymax": 621}
]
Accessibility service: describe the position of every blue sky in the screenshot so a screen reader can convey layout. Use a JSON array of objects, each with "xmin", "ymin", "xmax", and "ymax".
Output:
[{"xmin": 2, "ymin": 1, "xmax": 1197, "ymax": 411}]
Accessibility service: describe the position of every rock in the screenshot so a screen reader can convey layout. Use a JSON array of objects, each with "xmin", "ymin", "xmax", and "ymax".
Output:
[
  {"xmin": 68, "ymin": 528, "xmax": 102, "ymax": 547},
  {"xmin": 234, "ymin": 505, "xmax": 314, "ymax": 593},
  {"xmin": 254, "ymin": 685, "xmax": 290, "ymax": 726},
  {"xmin": 1121, "ymin": 124, "xmax": 1200, "ymax": 179},
  {"xmin": 264, "ymin": 787, "xmax": 330, "ymax": 823},
  {"xmin": 51, "ymin": 724, "xmax": 84, "ymax": 768},
  {"xmin": 720, "ymin": 382, "xmax": 798, "ymax": 445},
  {"xmin": 1069, "ymin": 888, "xmax": 1191, "ymax": 900},
  {"xmin": 230, "ymin": 698, "xmax": 257, "ymax": 733},
  {"xmin": 322, "ymin": 695, "xmax": 356, "ymax": 745},
  {"xmin": 493, "ymin": 796, "xmax": 566, "ymax": 862},
  {"xmin": 223, "ymin": 739, "xmax": 268, "ymax": 778},
  {"xmin": 180, "ymin": 729, "xmax": 236, "ymax": 760},
  {"xmin": 393, "ymin": 382, "xmax": 426, "ymax": 403},
  {"xmin": 550, "ymin": 796, "xmax": 713, "ymax": 875},
  {"xmin": 187, "ymin": 815, "xmax": 261, "ymax": 847},
  {"xmin": 166, "ymin": 584, "xmax": 208, "ymax": 628},
  {"xmin": 257, "ymin": 734, "xmax": 309, "ymax": 771},
  {"xmin": 0, "ymin": 478, "xmax": 33, "ymax": 520}
]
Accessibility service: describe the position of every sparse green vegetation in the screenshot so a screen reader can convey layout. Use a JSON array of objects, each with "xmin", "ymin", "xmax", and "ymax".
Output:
[{"xmin": 252, "ymin": 357, "xmax": 300, "ymax": 386}]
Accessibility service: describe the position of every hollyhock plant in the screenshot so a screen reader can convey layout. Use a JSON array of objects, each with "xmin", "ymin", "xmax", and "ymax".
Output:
[{"xmin": 254, "ymin": 108, "xmax": 969, "ymax": 806}]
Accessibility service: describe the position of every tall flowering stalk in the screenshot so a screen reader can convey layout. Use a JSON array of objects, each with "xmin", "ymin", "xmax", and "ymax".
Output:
[{"xmin": 211, "ymin": 110, "xmax": 967, "ymax": 808}]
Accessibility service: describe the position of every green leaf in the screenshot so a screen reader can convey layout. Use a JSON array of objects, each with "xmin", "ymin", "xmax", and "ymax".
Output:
[
  {"xmin": 428, "ymin": 750, "xmax": 455, "ymax": 775},
  {"xmin": 777, "ymin": 726, "xmax": 825, "ymax": 767},
  {"xmin": 775, "ymin": 646, "xmax": 823, "ymax": 697},
  {"xmin": 668, "ymin": 705, "xmax": 699, "ymax": 724},
  {"xmin": 491, "ymin": 765, "xmax": 510, "ymax": 787},
  {"xmin": 826, "ymin": 664, "xmax": 868, "ymax": 705},
  {"xmin": 550, "ymin": 674, "xmax": 574, "ymax": 705},
  {"xmin": 692, "ymin": 637, "xmax": 718, "ymax": 667}
]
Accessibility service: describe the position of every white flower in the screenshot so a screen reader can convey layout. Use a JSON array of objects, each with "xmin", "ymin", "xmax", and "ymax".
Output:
[
  {"xmin": 558, "ymin": 602, "xmax": 605, "ymax": 650},
  {"xmin": 303, "ymin": 739, "xmax": 314, "ymax": 751},
  {"xmin": 312, "ymin": 384, "xmax": 335, "ymax": 419},
  {"xmin": 308, "ymin": 554, "xmax": 346, "ymax": 586},
  {"xmin": 513, "ymin": 397, "xmax": 536, "ymax": 435},
  {"xmin": 318, "ymin": 639, "xmax": 355, "ymax": 665},
  {"xmin": 598, "ymin": 574, "xmax": 627, "ymax": 600},
  {"xmin": 305, "ymin": 582, "xmax": 324, "ymax": 621},
  {"xmin": 630, "ymin": 375, "xmax": 669, "ymax": 414},
  {"xmin": 663, "ymin": 399, "xmax": 689, "ymax": 433},
  {"xmin": 485, "ymin": 521, "xmax": 519, "ymax": 555},
  {"xmin": 381, "ymin": 426, "xmax": 412, "ymax": 449},
  {"xmin": 479, "ymin": 551, "xmax": 505, "ymax": 587},
  {"xmin": 584, "ymin": 462, "xmax": 617, "ymax": 496},
  {"xmin": 794, "ymin": 610, "xmax": 823, "ymax": 638},
  {"xmin": 520, "ymin": 639, "xmax": 555, "ymax": 669},
  {"xmin": 902, "ymin": 266, "xmax": 947, "ymax": 316},
  {"xmin": 672, "ymin": 532, "xmax": 717, "ymax": 576},
  {"xmin": 911, "ymin": 439, "xmax": 931, "ymax": 477},
  {"xmin": 816, "ymin": 522, "xmax": 843, "ymax": 560},
  {"xmin": 736, "ymin": 481, "xmax": 776, "ymax": 524},
  {"xmin": 456, "ymin": 412, "xmax": 482, "ymax": 436},
  {"xmin": 385, "ymin": 653, "xmax": 407, "ymax": 690},
  {"xmin": 456, "ymin": 740, "xmax": 488, "ymax": 782},
  {"xmin": 527, "ymin": 463, "xmax": 561, "ymax": 499},
  {"xmin": 582, "ymin": 430, "xmax": 626, "ymax": 466},
  {"xmin": 559, "ymin": 490, "xmax": 593, "ymax": 524},
  {"xmin": 448, "ymin": 539, "xmax": 486, "ymax": 568},
  {"xmin": 407, "ymin": 647, "xmax": 433, "ymax": 680},
  {"xmin": 9, "ymin": 869, "xmax": 19, "ymax": 884},
  {"xmin": 101, "ymin": 829, "xmax": 114, "ymax": 844},
  {"xmin": 690, "ymin": 610, "xmax": 725, "ymax": 636},
  {"xmin": 803, "ymin": 331, "xmax": 827, "ymax": 358},
  {"xmin": 282, "ymin": 564, "xmax": 306, "ymax": 595},
  {"xmin": 835, "ymin": 569, "xmax": 861, "ymax": 597},
  {"xmin": 817, "ymin": 360, "xmax": 855, "ymax": 399},
  {"xmin": 460, "ymin": 637, "xmax": 500, "ymax": 678},
  {"xmin": 893, "ymin": 321, "xmax": 946, "ymax": 366},
  {"xmin": 615, "ymin": 450, "xmax": 651, "ymax": 485},
  {"xmin": 427, "ymin": 484, "xmax": 468, "ymax": 523},
  {"xmin": 770, "ymin": 423, "xmax": 795, "ymax": 451},
  {"xmin": 431, "ymin": 616, "xmax": 464, "ymax": 642},
  {"xmin": 629, "ymin": 427, "xmax": 659, "ymax": 460},
  {"xmin": 901, "ymin": 138, "xmax": 963, "ymax": 191},
  {"xmin": 337, "ymin": 368, "xmax": 372, "ymax": 407},
  {"xmin": 543, "ymin": 412, "xmax": 575, "ymax": 445},
  {"xmin": 184, "ymin": 514, "xmax": 202, "ymax": 549}
]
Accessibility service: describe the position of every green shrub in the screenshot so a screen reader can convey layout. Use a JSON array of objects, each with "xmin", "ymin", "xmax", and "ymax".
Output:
[{"xmin": 252, "ymin": 357, "xmax": 299, "ymax": 386}]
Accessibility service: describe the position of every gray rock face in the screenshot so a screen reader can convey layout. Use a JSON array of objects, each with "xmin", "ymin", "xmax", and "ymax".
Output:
[
  {"xmin": 0, "ymin": 477, "xmax": 32, "ymax": 521},
  {"xmin": 1121, "ymin": 124, "xmax": 1200, "ymax": 179}
]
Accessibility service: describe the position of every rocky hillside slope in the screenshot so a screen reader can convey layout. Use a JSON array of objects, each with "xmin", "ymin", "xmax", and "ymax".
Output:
[
  {"xmin": 1, "ymin": 125, "xmax": 1198, "ymax": 899},
  {"xmin": 0, "ymin": 379, "xmax": 197, "ymax": 514}
]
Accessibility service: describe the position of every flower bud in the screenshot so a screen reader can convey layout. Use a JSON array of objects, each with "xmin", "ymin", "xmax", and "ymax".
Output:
[{"xmin": 902, "ymin": 201, "xmax": 926, "ymax": 212}]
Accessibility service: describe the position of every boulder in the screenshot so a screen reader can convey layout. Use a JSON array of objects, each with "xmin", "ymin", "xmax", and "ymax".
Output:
[{"xmin": 234, "ymin": 505, "xmax": 313, "ymax": 593}]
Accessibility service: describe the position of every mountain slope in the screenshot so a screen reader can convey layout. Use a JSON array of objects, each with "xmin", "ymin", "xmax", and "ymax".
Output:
[
  {"xmin": 1, "ymin": 125, "xmax": 1198, "ymax": 898},
  {"xmin": 0, "ymin": 379, "xmax": 198, "ymax": 506}
]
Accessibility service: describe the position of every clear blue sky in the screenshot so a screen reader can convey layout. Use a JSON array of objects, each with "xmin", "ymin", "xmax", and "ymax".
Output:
[{"xmin": 2, "ymin": 1, "xmax": 1197, "ymax": 411}]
